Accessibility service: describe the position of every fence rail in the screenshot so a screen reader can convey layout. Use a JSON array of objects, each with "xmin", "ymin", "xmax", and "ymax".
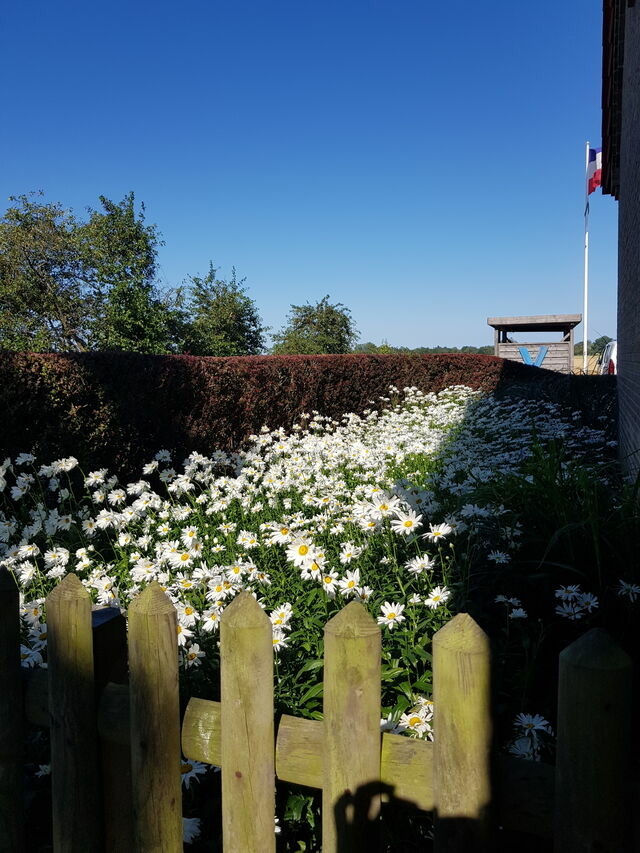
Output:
[{"xmin": 0, "ymin": 569, "xmax": 635, "ymax": 852}]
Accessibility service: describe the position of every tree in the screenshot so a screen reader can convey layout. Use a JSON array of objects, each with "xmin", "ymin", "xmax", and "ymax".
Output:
[
  {"xmin": 181, "ymin": 264, "xmax": 267, "ymax": 356},
  {"xmin": 353, "ymin": 341, "xmax": 382, "ymax": 354},
  {"xmin": 574, "ymin": 337, "xmax": 616, "ymax": 357},
  {"xmin": 76, "ymin": 193, "xmax": 181, "ymax": 353},
  {"xmin": 591, "ymin": 335, "xmax": 613, "ymax": 356},
  {"xmin": 353, "ymin": 342, "xmax": 494, "ymax": 355},
  {"xmin": 271, "ymin": 295, "xmax": 358, "ymax": 354},
  {"xmin": 0, "ymin": 191, "xmax": 181, "ymax": 353},
  {"xmin": 0, "ymin": 193, "xmax": 92, "ymax": 351},
  {"xmin": 574, "ymin": 340, "xmax": 594, "ymax": 356}
]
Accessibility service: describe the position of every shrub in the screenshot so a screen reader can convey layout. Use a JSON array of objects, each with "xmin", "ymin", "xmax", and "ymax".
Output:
[{"xmin": 0, "ymin": 351, "xmax": 615, "ymax": 477}]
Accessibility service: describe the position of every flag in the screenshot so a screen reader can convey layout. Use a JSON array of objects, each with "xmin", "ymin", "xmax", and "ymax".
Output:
[{"xmin": 587, "ymin": 147, "xmax": 602, "ymax": 194}]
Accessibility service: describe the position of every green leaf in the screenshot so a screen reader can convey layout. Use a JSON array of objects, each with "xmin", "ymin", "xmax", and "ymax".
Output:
[
  {"xmin": 392, "ymin": 695, "xmax": 411, "ymax": 714},
  {"xmin": 299, "ymin": 682, "xmax": 324, "ymax": 705},
  {"xmin": 398, "ymin": 680, "xmax": 414, "ymax": 700},
  {"xmin": 294, "ymin": 659, "xmax": 324, "ymax": 681},
  {"xmin": 285, "ymin": 792, "xmax": 310, "ymax": 822},
  {"xmin": 413, "ymin": 673, "xmax": 433, "ymax": 692},
  {"xmin": 380, "ymin": 665, "xmax": 405, "ymax": 682}
]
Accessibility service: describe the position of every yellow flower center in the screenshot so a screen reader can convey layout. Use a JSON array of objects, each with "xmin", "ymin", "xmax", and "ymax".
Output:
[{"xmin": 298, "ymin": 545, "xmax": 309, "ymax": 556}]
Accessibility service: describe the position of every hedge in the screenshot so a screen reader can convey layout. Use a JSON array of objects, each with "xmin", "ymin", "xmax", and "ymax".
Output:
[{"xmin": 0, "ymin": 351, "xmax": 616, "ymax": 477}]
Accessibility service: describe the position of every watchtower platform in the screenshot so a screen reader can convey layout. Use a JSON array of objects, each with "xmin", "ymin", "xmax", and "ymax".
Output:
[{"xmin": 487, "ymin": 314, "xmax": 582, "ymax": 374}]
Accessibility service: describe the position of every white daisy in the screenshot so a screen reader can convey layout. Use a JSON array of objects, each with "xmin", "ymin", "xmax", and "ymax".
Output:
[
  {"xmin": 376, "ymin": 601, "xmax": 406, "ymax": 630},
  {"xmin": 424, "ymin": 586, "xmax": 450, "ymax": 609}
]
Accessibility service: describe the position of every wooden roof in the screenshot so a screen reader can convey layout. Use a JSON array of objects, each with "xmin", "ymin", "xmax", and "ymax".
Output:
[{"xmin": 487, "ymin": 314, "xmax": 582, "ymax": 332}]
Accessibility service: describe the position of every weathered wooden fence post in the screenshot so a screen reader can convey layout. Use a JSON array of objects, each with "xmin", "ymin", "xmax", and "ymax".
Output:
[
  {"xmin": 128, "ymin": 582, "xmax": 182, "ymax": 852},
  {"xmin": 0, "ymin": 568, "xmax": 23, "ymax": 853},
  {"xmin": 46, "ymin": 573, "xmax": 102, "ymax": 852},
  {"xmin": 221, "ymin": 591, "xmax": 275, "ymax": 853},
  {"xmin": 433, "ymin": 613, "xmax": 491, "ymax": 852},
  {"xmin": 555, "ymin": 628, "xmax": 632, "ymax": 852},
  {"xmin": 323, "ymin": 601, "xmax": 381, "ymax": 853}
]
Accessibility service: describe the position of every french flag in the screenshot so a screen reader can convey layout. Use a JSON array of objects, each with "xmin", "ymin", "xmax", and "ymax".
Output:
[{"xmin": 587, "ymin": 147, "xmax": 602, "ymax": 194}]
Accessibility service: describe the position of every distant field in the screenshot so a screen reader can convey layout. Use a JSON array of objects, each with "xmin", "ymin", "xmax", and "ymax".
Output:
[{"xmin": 572, "ymin": 354, "xmax": 600, "ymax": 374}]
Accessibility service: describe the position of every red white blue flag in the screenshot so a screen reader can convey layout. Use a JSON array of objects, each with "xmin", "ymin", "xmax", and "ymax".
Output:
[{"xmin": 587, "ymin": 147, "xmax": 602, "ymax": 194}]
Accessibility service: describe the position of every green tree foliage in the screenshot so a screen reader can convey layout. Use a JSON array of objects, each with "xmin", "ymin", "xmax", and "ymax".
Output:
[
  {"xmin": 0, "ymin": 193, "xmax": 92, "ymax": 351},
  {"xmin": 590, "ymin": 335, "xmax": 613, "ymax": 356},
  {"xmin": 77, "ymin": 193, "xmax": 180, "ymax": 353},
  {"xmin": 354, "ymin": 342, "xmax": 494, "ymax": 355},
  {"xmin": 0, "ymin": 192, "xmax": 186, "ymax": 353},
  {"xmin": 353, "ymin": 341, "xmax": 381, "ymax": 354},
  {"xmin": 574, "ymin": 337, "xmax": 614, "ymax": 357},
  {"xmin": 0, "ymin": 192, "xmax": 270, "ymax": 356},
  {"xmin": 182, "ymin": 263, "xmax": 267, "ymax": 356},
  {"xmin": 271, "ymin": 295, "xmax": 358, "ymax": 354}
]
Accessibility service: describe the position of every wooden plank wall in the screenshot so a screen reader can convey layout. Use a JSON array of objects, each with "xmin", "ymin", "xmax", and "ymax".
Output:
[{"xmin": 496, "ymin": 342, "xmax": 572, "ymax": 373}]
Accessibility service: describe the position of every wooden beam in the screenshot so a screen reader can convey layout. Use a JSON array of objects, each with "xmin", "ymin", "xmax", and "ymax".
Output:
[
  {"xmin": 555, "ymin": 629, "xmax": 633, "ymax": 851},
  {"xmin": 433, "ymin": 613, "xmax": 491, "ymax": 851},
  {"xmin": 323, "ymin": 602, "xmax": 381, "ymax": 853},
  {"xmin": 221, "ymin": 592, "xmax": 275, "ymax": 853},
  {"xmin": 128, "ymin": 582, "xmax": 182, "ymax": 852},
  {"xmin": 46, "ymin": 574, "xmax": 102, "ymax": 853}
]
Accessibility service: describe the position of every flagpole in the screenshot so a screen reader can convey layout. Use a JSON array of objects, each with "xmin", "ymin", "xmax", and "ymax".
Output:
[{"xmin": 582, "ymin": 141, "xmax": 590, "ymax": 374}]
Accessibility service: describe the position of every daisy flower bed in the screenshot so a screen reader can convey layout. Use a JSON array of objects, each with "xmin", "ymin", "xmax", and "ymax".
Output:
[{"xmin": 2, "ymin": 383, "xmax": 636, "ymax": 849}]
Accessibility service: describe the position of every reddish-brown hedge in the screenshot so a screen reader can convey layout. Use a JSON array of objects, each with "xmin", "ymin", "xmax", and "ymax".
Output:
[{"xmin": 0, "ymin": 352, "xmax": 614, "ymax": 478}]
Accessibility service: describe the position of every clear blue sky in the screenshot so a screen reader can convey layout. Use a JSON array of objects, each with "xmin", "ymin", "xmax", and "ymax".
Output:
[{"xmin": 1, "ymin": 0, "xmax": 617, "ymax": 348}]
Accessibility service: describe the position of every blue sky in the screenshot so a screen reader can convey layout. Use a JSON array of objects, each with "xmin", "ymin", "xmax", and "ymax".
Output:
[{"xmin": 1, "ymin": 0, "xmax": 617, "ymax": 348}]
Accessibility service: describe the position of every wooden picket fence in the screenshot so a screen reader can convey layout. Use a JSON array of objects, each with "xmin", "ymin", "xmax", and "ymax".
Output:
[{"xmin": 0, "ymin": 569, "xmax": 635, "ymax": 852}]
